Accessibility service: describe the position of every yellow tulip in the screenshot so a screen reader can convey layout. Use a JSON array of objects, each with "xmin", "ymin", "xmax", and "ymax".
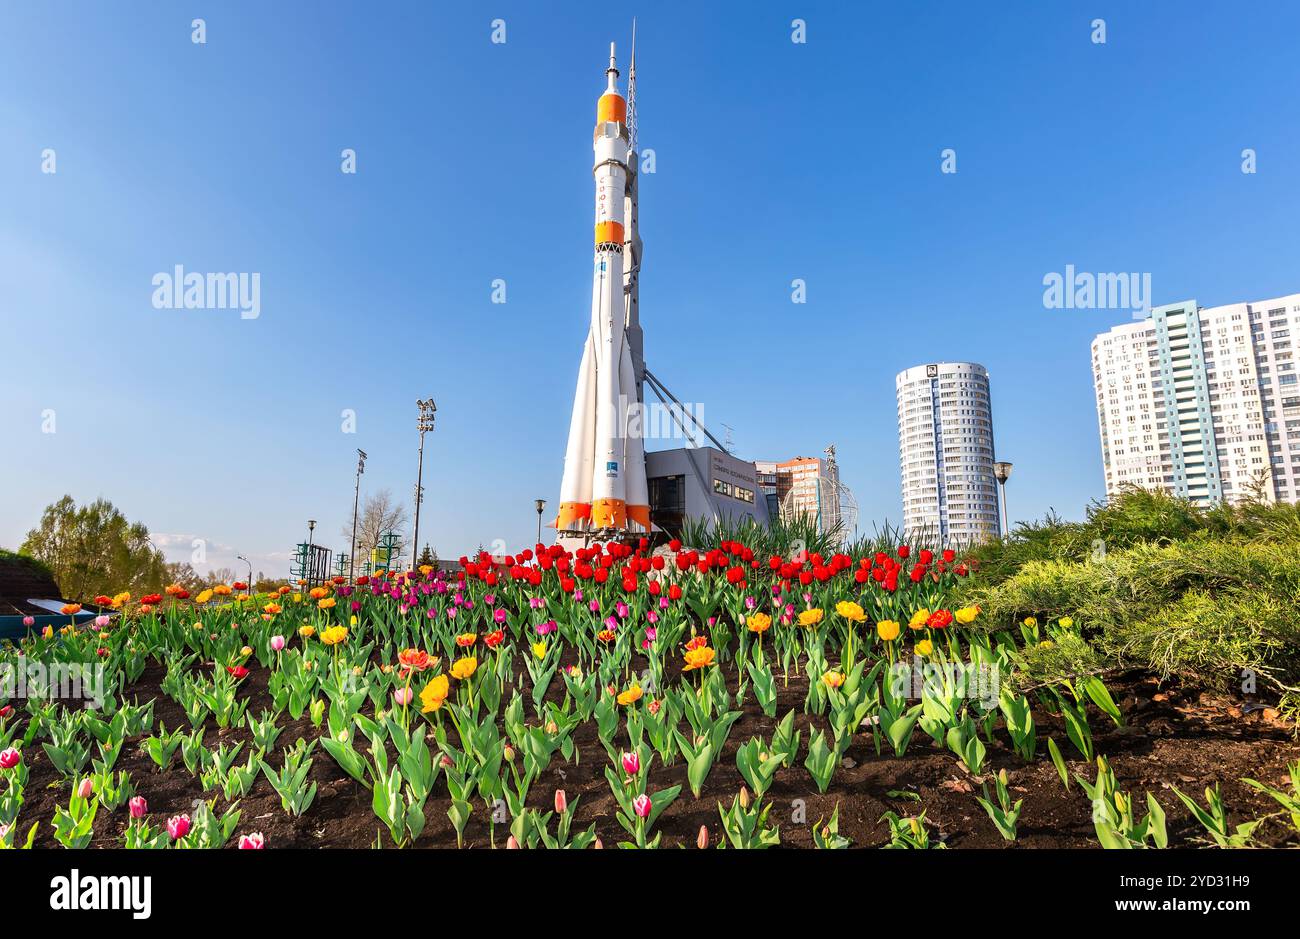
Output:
[
  {"xmin": 835, "ymin": 601, "xmax": 866, "ymax": 623},
  {"xmin": 908, "ymin": 609, "xmax": 931, "ymax": 629},
  {"xmin": 320, "ymin": 625, "xmax": 348, "ymax": 645},
  {"xmin": 1023, "ymin": 616, "xmax": 1038, "ymax": 628},
  {"xmin": 420, "ymin": 674, "xmax": 450, "ymax": 712},
  {"xmin": 450, "ymin": 656, "xmax": 478, "ymax": 680},
  {"xmin": 1059, "ymin": 616, "xmax": 1074, "ymax": 629},
  {"xmin": 954, "ymin": 606, "xmax": 979, "ymax": 625},
  {"xmin": 683, "ymin": 646, "xmax": 716, "ymax": 671},
  {"xmin": 876, "ymin": 620, "xmax": 901, "ymax": 642},
  {"xmin": 532, "ymin": 641, "xmax": 547, "ymax": 660},
  {"xmin": 299, "ymin": 624, "xmax": 316, "ymax": 638},
  {"xmin": 797, "ymin": 608, "xmax": 824, "ymax": 628},
  {"xmin": 746, "ymin": 613, "xmax": 772, "ymax": 633},
  {"xmin": 821, "ymin": 670, "xmax": 845, "ymax": 689},
  {"xmin": 915, "ymin": 639, "xmax": 933, "ymax": 656},
  {"xmin": 617, "ymin": 684, "xmax": 643, "ymax": 706}
]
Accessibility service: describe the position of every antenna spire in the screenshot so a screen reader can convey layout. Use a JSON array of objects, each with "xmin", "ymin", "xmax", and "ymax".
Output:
[{"xmin": 627, "ymin": 20, "xmax": 638, "ymax": 152}]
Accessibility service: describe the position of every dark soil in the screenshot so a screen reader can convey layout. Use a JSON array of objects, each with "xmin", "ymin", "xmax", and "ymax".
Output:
[{"xmin": 17, "ymin": 661, "xmax": 1300, "ymax": 849}]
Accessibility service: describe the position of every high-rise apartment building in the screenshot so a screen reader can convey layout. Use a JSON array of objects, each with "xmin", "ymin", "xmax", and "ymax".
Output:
[
  {"xmin": 1091, "ymin": 293, "xmax": 1300, "ymax": 505},
  {"xmin": 895, "ymin": 362, "xmax": 1001, "ymax": 543}
]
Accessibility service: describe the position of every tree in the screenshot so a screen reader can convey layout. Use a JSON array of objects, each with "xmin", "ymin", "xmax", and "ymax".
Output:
[
  {"xmin": 417, "ymin": 544, "xmax": 438, "ymax": 568},
  {"xmin": 20, "ymin": 495, "xmax": 168, "ymax": 601},
  {"xmin": 204, "ymin": 566, "xmax": 240, "ymax": 586},
  {"xmin": 343, "ymin": 489, "xmax": 409, "ymax": 567},
  {"xmin": 164, "ymin": 561, "xmax": 204, "ymax": 593}
]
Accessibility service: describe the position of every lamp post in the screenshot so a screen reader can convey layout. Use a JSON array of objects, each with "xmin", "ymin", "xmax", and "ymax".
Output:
[
  {"xmin": 412, "ymin": 399, "xmax": 436, "ymax": 571},
  {"xmin": 993, "ymin": 461, "xmax": 1013, "ymax": 538},
  {"xmin": 350, "ymin": 449, "xmax": 367, "ymax": 582},
  {"xmin": 535, "ymin": 498, "xmax": 547, "ymax": 545},
  {"xmin": 235, "ymin": 554, "xmax": 253, "ymax": 594},
  {"xmin": 306, "ymin": 520, "xmax": 317, "ymax": 590}
]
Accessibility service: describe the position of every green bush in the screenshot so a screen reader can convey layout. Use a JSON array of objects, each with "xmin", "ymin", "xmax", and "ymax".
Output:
[{"xmin": 967, "ymin": 537, "xmax": 1300, "ymax": 717}]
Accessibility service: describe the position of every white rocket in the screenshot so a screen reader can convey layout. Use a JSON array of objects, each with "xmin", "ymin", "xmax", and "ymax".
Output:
[{"xmin": 556, "ymin": 42, "xmax": 650, "ymax": 536}]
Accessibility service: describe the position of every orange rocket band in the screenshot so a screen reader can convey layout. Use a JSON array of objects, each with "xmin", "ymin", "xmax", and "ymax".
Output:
[
  {"xmin": 597, "ymin": 93, "xmax": 626, "ymax": 124},
  {"xmin": 591, "ymin": 498, "xmax": 627, "ymax": 528},
  {"xmin": 556, "ymin": 501, "xmax": 592, "ymax": 530},
  {"xmin": 594, "ymin": 221, "xmax": 625, "ymax": 246},
  {"xmin": 626, "ymin": 504, "xmax": 651, "ymax": 531}
]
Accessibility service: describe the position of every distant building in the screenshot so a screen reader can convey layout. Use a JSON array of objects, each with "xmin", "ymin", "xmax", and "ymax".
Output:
[
  {"xmin": 895, "ymin": 362, "xmax": 1001, "ymax": 544},
  {"xmin": 754, "ymin": 450, "xmax": 843, "ymax": 537},
  {"xmin": 645, "ymin": 446, "xmax": 769, "ymax": 539},
  {"xmin": 1091, "ymin": 293, "xmax": 1300, "ymax": 506}
]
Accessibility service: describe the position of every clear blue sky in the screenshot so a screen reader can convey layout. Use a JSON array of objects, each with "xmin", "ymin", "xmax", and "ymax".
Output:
[{"xmin": 2, "ymin": 1, "xmax": 1298, "ymax": 578}]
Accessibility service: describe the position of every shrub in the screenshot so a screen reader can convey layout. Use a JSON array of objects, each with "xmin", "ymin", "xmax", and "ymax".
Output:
[{"xmin": 968, "ymin": 538, "xmax": 1300, "ymax": 717}]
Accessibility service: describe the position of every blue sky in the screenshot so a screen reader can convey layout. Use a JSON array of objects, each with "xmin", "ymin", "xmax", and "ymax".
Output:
[{"xmin": 2, "ymin": 1, "xmax": 1298, "ymax": 578}]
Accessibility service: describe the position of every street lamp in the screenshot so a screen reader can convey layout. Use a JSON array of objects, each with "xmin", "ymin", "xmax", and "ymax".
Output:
[
  {"xmin": 235, "ymin": 554, "xmax": 253, "ymax": 594},
  {"xmin": 993, "ymin": 461, "xmax": 1013, "ymax": 538},
  {"xmin": 307, "ymin": 520, "xmax": 317, "ymax": 590},
  {"xmin": 350, "ymin": 449, "xmax": 367, "ymax": 582},
  {"xmin": 412, "ymin": 399, "xmax": 436, "ymax": 571},
  {"xmin": 535, "ymin": 498, "xmax": 547, "ymax": 545}
]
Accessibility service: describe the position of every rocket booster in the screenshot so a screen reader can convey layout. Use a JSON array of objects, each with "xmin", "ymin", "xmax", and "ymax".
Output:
[{"xmin": 557, "ymin": 43, "xmax": 650, "ymax": 536}]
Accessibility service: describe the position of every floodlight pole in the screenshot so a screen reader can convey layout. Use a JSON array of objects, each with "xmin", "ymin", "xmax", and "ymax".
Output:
[
  {"xmin": 993, "ymin": 461, "xmax": 1013, "ymax": 538},
  {"xmin": 350, "ymin": 449, "xmax": 367, "ymax": 581},
  {"xmin": 413, "ymin": 399, "xmax": 436, "ymax": 570}
]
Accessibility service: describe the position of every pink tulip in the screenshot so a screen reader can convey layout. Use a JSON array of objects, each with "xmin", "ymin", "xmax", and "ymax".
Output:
[
  {"xmin": 393, "ymin": 687, "xmax": 413, "ymax": 706},
  {"xmin": 621, "ymin": 751, "xmax": 639, "ymax": 776},
  {"xmin": 632, "ymin": 793, "xmax": 652, "ymax": 818},
  {"xmin": 238, "ymin": 832, "xmax": 265, "ymax": 849},
  {"xmin": 77, "ymin": 777, "xmax": 94, "ymax": 799},
  {"xmin": 554, "ymin": 789, "xmax": 567, "ymax": 814},
  {"xmin": 22, "ymin": 616, "xmax": 35, "ymax": 628},
  {"xmin": 0, "ymin": 747, "xmax": 21, "ymax": 770},
  {"xmin": 167, "ymin": 814, "xmax": 191, "ymax": 840},
  {"xmin": 94, "ymin": 615, "xmax": 111, "ymax": 628},
  {"xmin": 129, "ymin": 796, "xmax": 148, "ymax": 819},
  {"xmin": 506, "ymin": 835, "xmax": 520, "ymax": 849},
  {"xmin": 270, "ymin": 635, "xmax": 286, "ymax": 652}
]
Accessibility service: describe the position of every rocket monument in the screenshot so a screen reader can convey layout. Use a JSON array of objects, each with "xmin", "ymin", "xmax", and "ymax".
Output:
[{"xmin": 556, "ymin": 41, "xmax": 650, "ymax": 538}]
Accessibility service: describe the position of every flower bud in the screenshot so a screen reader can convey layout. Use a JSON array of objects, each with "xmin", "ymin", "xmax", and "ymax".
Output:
[{"xmin": 697, "ymin": 825, "xmax": 709, "ymax": 849}]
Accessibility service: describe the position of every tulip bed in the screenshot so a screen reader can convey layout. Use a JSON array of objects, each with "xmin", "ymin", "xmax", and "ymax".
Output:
[{"xmin": 2, "ymin": 535, "xmax": 1298, "ymax": 850}]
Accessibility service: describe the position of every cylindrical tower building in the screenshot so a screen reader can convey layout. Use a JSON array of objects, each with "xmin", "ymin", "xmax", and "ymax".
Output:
[{"xmin": 895, "ymin": 362, "xmax": 1001, "ymax": 545}]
